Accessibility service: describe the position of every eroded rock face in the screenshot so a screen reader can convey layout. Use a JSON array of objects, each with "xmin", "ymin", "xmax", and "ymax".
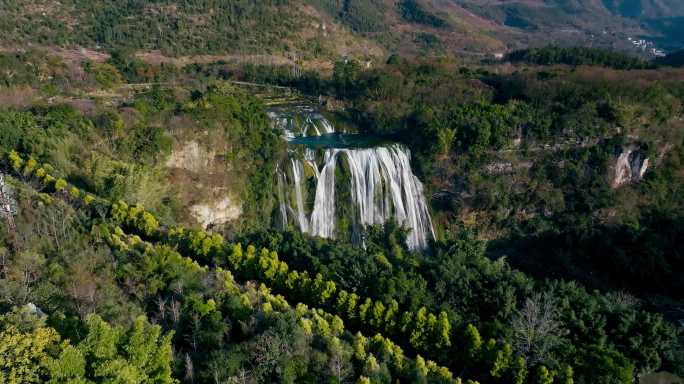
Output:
[
  {"xmin": 165, "ymin": 141, "xmax": 215, "ymax": 173},
  {"xmin": 166, "ymin": 139, "xmax": 243, "ymax": 227},
  {"xmin": 190, "ymin": 197, "xmax": 242, "ymax": 229},
  {"xmin": 612, "ymin": 145, "xmax": 649, "ymax": 188},
  {"xmin": 0, "ymin": 173, "xmax": 18, "ymax": 219}
]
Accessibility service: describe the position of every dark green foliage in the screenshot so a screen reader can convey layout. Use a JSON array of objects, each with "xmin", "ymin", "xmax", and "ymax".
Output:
[
  {"xmin": 306, "ymin": 0, "xmax": 389, "ymax": 33},
  {"xmin": 398, "ymin": 0, "xmax": 446, "ymax": 27},
  {"xmin": 108, "ymin": 49, "xmax": 178, "ymax": 83},
  {"xmin": 496, "ymin": 142, "xmax": 684, "ymax": 301},
  {"xmin": 506, "ymin": 46, "xmax": 652, "ymax": 69},
  {"xmin": 656, "ymin": 49, "xmax": 684, "ymax": 67},
  {"xmin": 0, "ymin": 51, "xmax": 76, "ymax": 88},
  {"xmin": 0, "ymin": 0, "xmax": 302, "ymax": 56},
  {"xmin": 0, "ymin": 111, "xmax": 40, "ymax": 156},
  {"xmin": 2, "ymin": 47, "xmax": 684, "ymax": 384},
  {"xmin": 234, "ymin": 225, "xmax": 682, "ymax": 383}
]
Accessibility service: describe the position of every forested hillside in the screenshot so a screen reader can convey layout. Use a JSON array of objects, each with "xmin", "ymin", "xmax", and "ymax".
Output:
[
  {"xmin": 0, "ymin": 43, "xmax": 683, "ymax": 383},
  {"xmin": 0, "ymin": 1, "xmax": 683, "ymax": 383},
  {"xmin": 1, "ymin": 0, "xmax": 681, "ymax": 64}
]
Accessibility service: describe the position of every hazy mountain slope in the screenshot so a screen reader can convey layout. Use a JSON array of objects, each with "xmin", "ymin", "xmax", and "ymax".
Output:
[
  {"xmin": 0, "ymin": 0, "xmax": 384, "ymax": 62},
  {"xmin": 0, "ymin": 0, "xmax": 681, "ymax": 60},
  {"xmin": 453, "ymin": 0, "xmax": 684, "ymax": 50},
  {"xmin": 602, "ymin": 0, "xmax": 684, "ymax": 18},
  {"xmin": 601, "ymin": 0, "xmax": 684, "ymax": 48}
]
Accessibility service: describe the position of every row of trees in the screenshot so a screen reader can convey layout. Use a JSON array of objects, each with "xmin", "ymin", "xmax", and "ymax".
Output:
[
  {"xmin": 3, "ymin": 149, "xmax": 468, "ymax": 383},
  {"xmin": 239, "ymin": 221, "xmax": 684, "ymax": 382},
  {"xmin": 10, "ymin": 147, "xmax": 679, "ymax": 383},
  {"xmin": 101, "ymin": 222, "xmax": 464, "ymax": 383},
  {"xmin": 106, "ymin": 198, "xmax": 570, "ymax": 384},
  {"xmin": 2, "ymin": 149, "xmax": 469, "ymax": 383}
]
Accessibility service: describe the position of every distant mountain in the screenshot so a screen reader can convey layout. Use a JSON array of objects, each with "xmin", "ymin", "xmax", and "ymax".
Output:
[
  {"xmin": 453, "ymin": 0, "xmax": 684, "ymax": 51},
  {"xmin": 657, "ymin": 49, "xmax": 684, "ymax": 67},
  {"xmin": 602, "ymin": 0, "xmax": 684, "ymax": 19},
  {"xmin": 0, "ymin": 0, "xmax": 681, "ymax": 61}
]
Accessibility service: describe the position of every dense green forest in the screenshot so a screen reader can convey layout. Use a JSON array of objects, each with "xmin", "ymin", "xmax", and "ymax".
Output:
[
  {"xmin": 657, "ymin": 49, "xmax": 684, "ymax": 67},
  {"xmin": 1, "ymin": 42, "xmax": 683, "ymax": 384},
  {"xmin": 505, "ymin": 47, "xmax": 652, "ymax": 69},
  {"xmin": 0, "ymin": 0, "xmax": 314, "ymax": 55},
  {"xmin": 3, "ymin": 0, "xmax": 682, "ymax": 62}
]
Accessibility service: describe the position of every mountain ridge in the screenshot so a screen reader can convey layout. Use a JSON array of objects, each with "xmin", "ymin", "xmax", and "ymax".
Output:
[{"xmin": 1, "ymin": 0, "xmax": 682, "ymax": 63}]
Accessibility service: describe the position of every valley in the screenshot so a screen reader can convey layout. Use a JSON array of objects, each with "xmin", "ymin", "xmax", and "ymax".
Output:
[{"xmin": 0, "ymin": 2, "xmax": 683, "ymax": 384}]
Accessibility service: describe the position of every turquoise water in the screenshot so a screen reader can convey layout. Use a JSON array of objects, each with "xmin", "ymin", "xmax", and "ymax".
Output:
[{"xmin": 288, "ymin": 133, "xmax": 391, "ymax": 149}]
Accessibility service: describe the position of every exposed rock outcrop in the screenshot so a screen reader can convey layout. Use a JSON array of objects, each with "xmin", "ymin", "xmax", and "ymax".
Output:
[
  {"xmin": 483, "ymin": 161, "xmax": 533, "ymax": 175},
  {"xmin": 165, "ymin": 140, "xmax": 216, "ymax": 173},
  {"xmin": 166, "ymin": 139, "xmax": 243, "ymax": 227},
  {"xmin": 190, "ymin": 197, "xmax": 242, "ymax": 229},
  {"xmin": 0, "ymin": 173, "xmax": 18, "ymax": 228},
  {"xmin": 611, "ymin": 145, "xmax": 649, "ymax": 188}
]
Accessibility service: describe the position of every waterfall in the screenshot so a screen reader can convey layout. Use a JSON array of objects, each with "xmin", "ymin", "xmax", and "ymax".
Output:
[
  {"xmin": 268, "ymin": 109, "xmax": 334, "ymax": 138},
  {"xmin": 291, "ymin": 158, "xmax": 309, "ymax": 232},
  {"xmin": 304, "ymin": 149, "xmax": 320, "ymax": 179},
  {"xmin": 272, "ymin": 107, "xmax": 434, "ymax": 250},
  {"xmin": 276, "ymin": 167, "xmax": 288, "ymax": 228}
]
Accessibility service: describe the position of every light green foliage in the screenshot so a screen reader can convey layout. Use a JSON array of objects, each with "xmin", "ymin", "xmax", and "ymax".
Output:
[
  {"xmin": 535, "ymin": 365, "xmax": 554, "ymax": 384},
  {"xmin": 560, "ymin": 365, "xmax": 574, "ymax": 384},
  {"xmin": 46, "ymin": 345, "xmax": 86, "ymax": 383},
  {"xmin": 415, "ymin": 354, "xmax": 429, "ymax": 381},
  {"xmin": 464, "ymin": 324, "xmax": 483, "ymax": 361},
  {"xmin": 83, "ymin": 195, "xmax": 95, "ymax": 205},
  {"xmin": 54, "ymin": 178, "xmax": 68, "ymax": 192},
  {"xmin": 9, "ymin": 150, "xmax": 24, "ymax": 172},
  {"xmin": 0, "ymin": 325, "xmax": 60, "ymax": 383},
  {"xmin": 435, "ymin": 311, "xmax": 451, "ymax": 348},
  {"xmin": 482, "ymin": 339, "xmax": 512, "ymax": 379},
  {"xmin": 510, "ymin": 356, "xmax": 527, "ymax": 384},
  {"xmin": 69, "ymin": 187, "xmax": 81, "ymax": 199},
  {"xmin": 370, "ymin": 300, "xmax": 386, "ymax": 328},
  {"xmin": 410, "ymin": 307, "xmax": 428, "ymax": 349},
  {"xmin": 427, "ymin": 359, "xmax": 455, "ymax": 382},
  {"xmin": 359, "ymin": 298, "xmax": 373, "ymax": 324},
  {"xmin": 354, "ymin": 332, "xmax": 367, "ymax": 361},
  {"xmin": 384, "ymin": 300, "xmax": 399, "ymax": 331},
  {"xmin": 111, "ymin": 201, "xmax": 159, "ymax": 237},
  {"xmin": 76, "ymin": 315, "xmax": 176, "ymax": 383},
  {"xmin": 88, "ymin": 62, "xmax": 123, "ymax": 89},
  {"xmin": 0, "ymin": 307, "xmax": 175, "ymax": 384},
  {"xmin": 363, "ymin": 354, "xmax": 380, "ymax": 375},
  {"xmin": 23, "ymin": 157, "xmax": 37, "ymax": 176}
]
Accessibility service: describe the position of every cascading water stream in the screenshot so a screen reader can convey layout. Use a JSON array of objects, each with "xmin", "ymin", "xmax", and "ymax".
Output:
[
  {"xmin": 309, "ymin": 149, "xmax": 339, "ymax": 239},
  {"xmin": 291, "ymin": 158, "xmax": 309, "ymax": 233},
  {"xmin": 271, "ymin": 107, "xmax": 434, "ymax": 250}
]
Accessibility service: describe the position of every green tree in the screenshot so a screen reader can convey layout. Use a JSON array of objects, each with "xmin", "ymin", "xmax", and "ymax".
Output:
[
  {"xmin": 76, "ymin": 315, "xmax": 176, "ymax": 383},
  {"xmin": 0, "ymin": 325, "xmax": 60, "ymax": 383}
]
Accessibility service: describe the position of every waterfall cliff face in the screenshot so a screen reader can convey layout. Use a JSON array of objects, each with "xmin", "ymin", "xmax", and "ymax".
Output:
[{"xmin": 271, "ymin": 107, "xmax": 434, "ymax": 250}]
